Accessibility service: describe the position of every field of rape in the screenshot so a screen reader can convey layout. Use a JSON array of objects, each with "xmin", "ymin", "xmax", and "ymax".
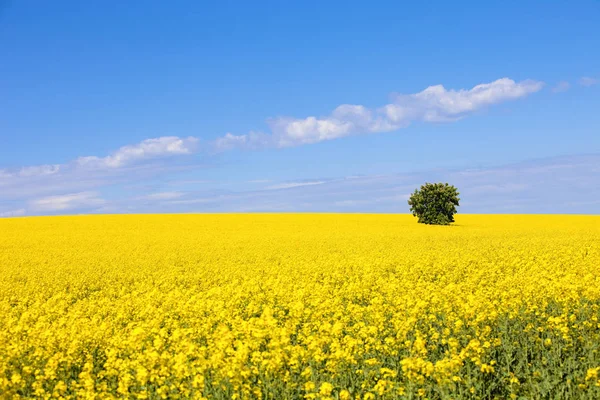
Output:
[{"xmin": 1, "ymin": 214, "xmax": 600, "ymax": 399}]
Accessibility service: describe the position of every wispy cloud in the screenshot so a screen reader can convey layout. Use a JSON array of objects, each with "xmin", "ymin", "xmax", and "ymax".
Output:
[
  {"xmin": 29, "ymin": 192, "xmax": 105, "ymax": 212},
  {"xmin": 1, "ymin": 76, "xmax": 543, "ymax": 204},
  {"xmin": 0, "ymin": 76, "xmax": 568, "ymax": 216},
  {"xmin": 5, "ymin": 154, "xmax": 598, "ymax": 215},
  {"xmin": 0, "ymin": 208, "xmax": 26, "ymax": 218},
  {"xmin": 76, "ymin": 136, "xmax": 198, "ymax": 169},
  {"xmin": 552, "ymin": 81, "xmax": 571, "ymax": 93},
  {"xmin": 127, "ymin": 154, "xmax": 599, "ymax": 214},
  {"xmin": 266, "ymin": 181, "xmax": 327, "ymax": 190},
  {"xmin": 165, "ymin": 194, "xmax": 236, "ymax": 206},
  {"xmin": 1, "ymin": 165, "xmax": 61, "ymax": 180},
  {"xmin": 0, "ymin": 136, "xmax": 201, "ymax": 202},
  {"xmin": 579, "ymin": 77, "xmax": 599, "ymax": 87},
  {"xmin": 247, "ymin": 179, "xmax": 271, "ymax": 184},
  {"xmin": 141, "ymin": 191, "xmax": 185, "ymax": 200},
  {"xmin": 213, "ymin": 78, "xmax": 544, "ymax": 150},
  {"xmin": 166, "ymin": 179, "xmax": 212, "ymax": 186},
  {"xmin": 1, "ymin": 136, "xmax": 198, "ymax": 184}
]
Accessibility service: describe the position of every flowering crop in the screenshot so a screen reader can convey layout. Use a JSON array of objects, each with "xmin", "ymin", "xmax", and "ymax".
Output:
[{"xmin": 1, "ymin": 214, "xmax": 599, "ymax": 399}]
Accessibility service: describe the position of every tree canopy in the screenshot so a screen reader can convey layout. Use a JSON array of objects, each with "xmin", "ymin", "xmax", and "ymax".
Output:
[{"xmin": 408, "ymin": 183, "xmax": 460, "ymax": 225}]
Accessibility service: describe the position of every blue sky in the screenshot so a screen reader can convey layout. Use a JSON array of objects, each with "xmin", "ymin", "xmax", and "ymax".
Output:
[{"xmin": 1, "ymin": 1, "xmax": 599, "ymax": 216}]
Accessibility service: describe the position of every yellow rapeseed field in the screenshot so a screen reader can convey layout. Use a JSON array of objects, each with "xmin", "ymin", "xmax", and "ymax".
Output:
[{"xmin": 1, "ymin": 214, "xmax": 599, "ymax": 399}]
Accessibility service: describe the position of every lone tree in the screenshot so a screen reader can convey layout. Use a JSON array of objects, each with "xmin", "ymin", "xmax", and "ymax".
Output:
[{"xmin": 408, "ymin": 183, "xmax": 460, "ymax": 225}]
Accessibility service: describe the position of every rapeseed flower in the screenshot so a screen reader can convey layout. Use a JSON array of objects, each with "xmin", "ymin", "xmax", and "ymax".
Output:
[{"xmin": 0, "ymin": 214, "xmax": 599, "ymax": 398}]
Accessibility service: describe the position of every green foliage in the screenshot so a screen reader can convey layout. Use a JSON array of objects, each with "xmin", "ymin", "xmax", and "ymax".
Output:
[{"xmin": 408, "ymin": 182, "xmax": 460, "ymax": 225}]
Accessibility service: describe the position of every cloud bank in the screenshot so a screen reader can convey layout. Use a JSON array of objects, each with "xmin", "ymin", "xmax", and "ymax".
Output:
[
  {"xmin": 2, "ymin": 154, "xmax": 599, "ymax": 216},
  {"xmin": 214, "ymin": 78, "xmax": 544, "ymax": 150},
  {"xmin": 147, "ymin": 154, "xmax": 600, "ymax": 214}
]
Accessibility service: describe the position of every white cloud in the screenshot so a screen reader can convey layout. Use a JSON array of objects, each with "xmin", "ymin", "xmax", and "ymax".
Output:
[
  {"xmin": 213, "ymin": 131, "xmax": 269, "ymax": 151},
  {"xmin": 0, "ymin": 164, "xmax": 62, "ymax": 185},
  {"xmin": 266, "ymin": 181, "xmax": 327, "ymax": 190},
  {"xmin": 18, "ymin": 164, "xmax": 61, "ymax": 177},
  {"xmin": 0, "ymin": 170, "xmax": 13, "ymax": 180},
  {"xmin": 29, "ymin": 192, "xmax": 105, "ymax": 212},
  {"xmin": 166, "ymin": 194, "xmax": 235, "ymax": 205},
  {"xmin": 142, "ymin": 191, "xmax": 184, "ymax": 200},
  {"xmin": 0, "ymin": 77, "xmax": 560, "ymax": 215},
  {"xmin": 552, "ymin": 81, "xmax": 571, "ymax": 93},
  {"xmin": 213, "ymin": 78, "xmax": 544, "ymax": 150},
  {"xmin": 1, "ymin": 136, "xmax": 202, "ymax": 201},
  {"xmin": 166, "ymin": 179, "xmax": 213, "ymax": 186},
  {"xmin": 11, "ymin": 153, "xmax": 595, "ymax": 215},
  {"xmin": 0, "ymin": 208, "xmax": 26, "ymax": 218},
  {"xmin": 579, "ymin": 77, "xmax": 598, "ymax": 87},
  {"xmin": 76, "ymin": 136, "xmax": 198, "ymax": 169},
  {"xmin": 248, "ymin": 179, "xmax": 271, "ymax": 184},
  {"xmin": 2, "ymin": 77, "xmax": 545, "ymax": 206},
  {"xmin": 2, "ymin": 136, "xmax": 199, "ymax": 188},
  {"xmin": 141, "ymin": 154, "xmax": 599, "ymax": 214},
  {"xmin": 390, "ymin": 78, "xmax": 544, "ymax": 122}
]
